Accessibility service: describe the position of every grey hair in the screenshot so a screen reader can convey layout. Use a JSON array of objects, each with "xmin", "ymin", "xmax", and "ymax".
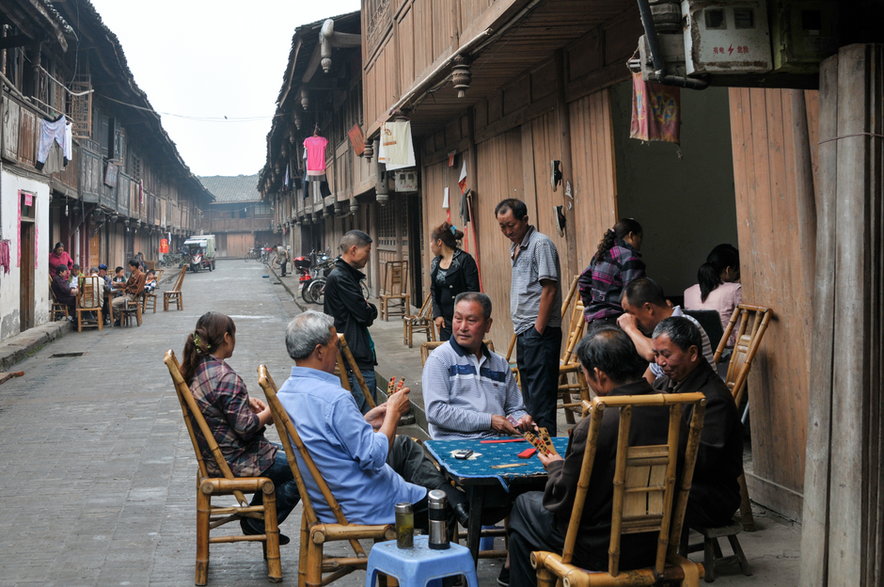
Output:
[
  {"xmin": 285, "ymin": 310, "xmax": 336, "ymax": 360},
  {"xmin": 652, "ymin": 316, "xmax": 702, "ymax": 352},
  {"xmin": 454, "ymin": 291, "xmax": 492, "ymax": 320},
  {"xmin": 339, "ymin": 229, "xmax": 372, "ymax": 253}
]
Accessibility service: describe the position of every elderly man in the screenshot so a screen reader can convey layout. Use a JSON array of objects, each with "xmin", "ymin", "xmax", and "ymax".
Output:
[
  {"xmin": 506, "ymin": 327, "xmax": 672, "ymax": 586},
  {"xmin": 651, "ymin": 316, "xmax": 742, "ymax": 528},
  {"xmin": 111, "ymin": 259, "xmax": 146, "ymax": 321},
  {"xmin": 495, "ymin": 198, "xmax": 562, "ymax": 435},
  {"xmin": 617, "ymin": 277, "xmax": 714, "ymax": 382},
  {"xmin": 423, "ymin": 292, "xmax": 532, "ymax": 440},
  {"xmin": 277, "ymin": 310, "xmax": 466, "ymax": 528},
  {"xmin": 323, "ymin": 230, "xmax": 377, "ymax": 412},
  {"xmin": 51, "ymin": 264, "xmax": 77, "ymax": 317}
]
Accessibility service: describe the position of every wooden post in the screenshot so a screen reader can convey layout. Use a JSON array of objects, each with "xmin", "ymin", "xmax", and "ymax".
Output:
[{"xmin": 800, "ymin": 43, "xmax": 884, "ymax": 586}]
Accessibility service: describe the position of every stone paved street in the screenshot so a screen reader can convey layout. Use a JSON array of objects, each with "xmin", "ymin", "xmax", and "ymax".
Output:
[{"xmin": 0, "ymin": 260, "xmax": 799, "ymax": 586}]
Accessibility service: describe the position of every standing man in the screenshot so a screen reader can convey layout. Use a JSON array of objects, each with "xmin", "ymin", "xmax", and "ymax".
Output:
[
  {"xmin": 323, "ymin": 230, "xmax": 378, "ymax": 412},
  {"xmin": 495, "ymin": 198, "xmax": 562, "ymax": 435},
  {"xmin": 276, "ymin": 244, "xmax": 289, "ymax": 277}
]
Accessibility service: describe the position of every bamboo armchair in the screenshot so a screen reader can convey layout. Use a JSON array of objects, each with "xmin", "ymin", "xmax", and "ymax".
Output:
[
  {"xmin": 402, "ymin": 293, "xmax": 436, "ymax": 347},
  {"xmin": 558, "ymin": 297, "xmax": 589, "ymax": 425},
  {"xmin": 257, "ymin": 366, "xmax": 396, "ymax": 587},
  {"xmin": 420, "ymin": 339, "xmax": 495, "ymax": 366},
  {"xmin": 75, "ymin": 277, "xmax": 104, "ymax": 332},
  {"xmin": 334, "ymin": 333, "xmax": 377, "ymax": 409},
  {"xmin": 379, "ymin": 260, "xmax": 409, "ymax": 320},
  {"xmin": 163, "ymin": 350, "xmax": 282, "ymax": 585},
  {"xmin": 533, "ymin": 393, "xmax": 707, "ymax": 587},
  {"xmin": 49, "ymin": 276, "xmax": 69, "ymax": 320},
  {"xmin": 164, "ymin": 264, "xmax": 187, "ymax": 311}
]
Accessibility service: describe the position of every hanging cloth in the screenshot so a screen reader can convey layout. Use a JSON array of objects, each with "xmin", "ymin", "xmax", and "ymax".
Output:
[
  {"xmin": 377, "ymin": 121, "xmax": 415, "ymax": 171},
  {"xmin": 629, "ymin": 72, "xmax": 681, "ymax": 144},
  {"xmin": 0, "ymin": 239, "xmax": 10, "ymax": 274},
  {"xmin": 304, "ymin": 135, "xmax": 329, "ymax": 175},
  {"xmin": 35, "ymin": 116, "xmax": 71, "ymax": 170}
]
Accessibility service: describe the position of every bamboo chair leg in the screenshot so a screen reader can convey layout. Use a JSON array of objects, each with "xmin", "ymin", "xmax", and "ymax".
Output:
[
  {"xmin": 298, "ymin": 516, "xmax": 309, "ymax": 587},
  {"xmin": 195, "ymin": 490, "xmax": 211, "ymax": 586},
  {"xmin": 738, "ymin": 474, "xmax": 755, "ymax": 530},
  {"xmin": 262, "ymin": 488, "xmax": 283, "ymax": 583},
  {"xmin": 305, "ymin": 538, "xmax": 324, "ymax": 587}
]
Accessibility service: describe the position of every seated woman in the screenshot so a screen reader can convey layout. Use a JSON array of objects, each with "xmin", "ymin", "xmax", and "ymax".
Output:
[
  {"xmin": 683, "ymin": 244, "xmax": 742, "ymax": 346},
  {"xmin": 181, "ymin": 312, "xmax": 300, "ymax": 542}
]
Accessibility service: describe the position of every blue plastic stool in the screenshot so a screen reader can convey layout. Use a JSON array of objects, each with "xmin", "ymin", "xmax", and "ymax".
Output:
[{"xmin": 364, "ymin": 535, "xmax": 479, "ymax": 587}]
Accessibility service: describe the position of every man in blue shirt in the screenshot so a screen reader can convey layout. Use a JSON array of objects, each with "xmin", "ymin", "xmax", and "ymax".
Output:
[{"xmin": 277, "ymin": 310, "xmax": 466, "ymax": 527}]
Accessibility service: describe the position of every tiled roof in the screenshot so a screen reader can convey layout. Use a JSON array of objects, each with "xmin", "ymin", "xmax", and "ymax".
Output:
[{"xmin": 199, "ymin": 174, "xmax": 262, "ymax": 203}]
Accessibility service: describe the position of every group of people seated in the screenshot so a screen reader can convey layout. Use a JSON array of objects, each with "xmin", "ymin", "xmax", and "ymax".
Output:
[
  {"xmin": 50, "ymin": 241, "xmax": 157, "ymax": 327},
  {"xmin": 185, "ymin": 273, "xmax": 742, "ymax": 585}
]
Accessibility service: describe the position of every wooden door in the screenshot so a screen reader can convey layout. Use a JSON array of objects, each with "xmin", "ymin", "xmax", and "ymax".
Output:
[{"xmin": 19, "ymin": 221, "xmax": 34, "ymax": 331}]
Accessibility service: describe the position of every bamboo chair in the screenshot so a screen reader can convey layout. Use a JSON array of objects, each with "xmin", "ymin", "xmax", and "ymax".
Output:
[
  {"xmin": 402, "ymin": 293, "xmax": 436, "ymax": 347},
  {"xmin": 142, "ymin": 286, "xmax": 158, "ymax": 313},
  {"xmin": 164, "ymin": 264, "xmax": 187, "ymax": 311},
  {"xmin": 504, "ymin": 334, "xmax": 521, "ymax": 389},
  {"xmin": 533, "ymin": 393, "xmax": 708, "ymax": 587},
  {"xmin": 379, "ymin": 260, "xmax": 409, "ymax": 321},
  {"xmin": 558, "ymin": 300, "xmax": 589, "ymax": 425},
  {"xmin": 162, "ymin": 350, "xmax": 282, "ymax": 585},
  {"xmin": 334, "ymin": 333, "xmax": 377, "ymax": 409},
  {"xmin": 256, "ymin": 366, "xmax": 396, "ymax": 587},
  {"xmin": 75, "ymin": 276, "xmax": 104, "ymax": 332},
  {"xmin": 119, "ymin": 292, "xmax": 144, "ymax": 327},
  {"xmin": 420, "ymin": 339, "xmax": 495, "ymax": 366},
  {"xmin": 49, "ymin": 277, "xmax": 69, "ymax": 320},
  {"xmin": 706, "ymin": 303, "xmax": 772, "ymax": 533}
]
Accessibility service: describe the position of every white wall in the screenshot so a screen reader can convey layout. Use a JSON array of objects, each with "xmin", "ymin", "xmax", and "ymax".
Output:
[
  {"xmin": 611, "ymin": 82, "xmax": 739, "ymax": 299},
  {"xmin": 0, "ymin": 168, "xmax": 51, "ymax": 341}
]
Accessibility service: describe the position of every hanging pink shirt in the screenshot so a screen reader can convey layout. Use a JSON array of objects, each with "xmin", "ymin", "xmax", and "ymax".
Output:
[{"xmin": 303, "ymin": 136, "xmax": 329, "ymax": 175}]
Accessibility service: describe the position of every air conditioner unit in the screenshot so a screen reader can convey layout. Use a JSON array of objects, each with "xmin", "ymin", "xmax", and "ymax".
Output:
[{"xmin": 682, "ymin": 0, "xmax": 772, "ymax": 75}]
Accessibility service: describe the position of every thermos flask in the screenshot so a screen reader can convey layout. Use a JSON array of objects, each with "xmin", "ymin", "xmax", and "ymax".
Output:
[
  {"xmin": 427, "ymin": 489, "xmax": 449, "ymax": 550},
  {"xmin": 395, "ymin": 502, "xmax": 414, "ymax": 548}
]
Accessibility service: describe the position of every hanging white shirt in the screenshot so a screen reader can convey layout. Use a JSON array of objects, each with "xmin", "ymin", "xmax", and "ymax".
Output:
[{"xmin": 377, "ymin": 121, "xmax": 415, "ymax": 171}]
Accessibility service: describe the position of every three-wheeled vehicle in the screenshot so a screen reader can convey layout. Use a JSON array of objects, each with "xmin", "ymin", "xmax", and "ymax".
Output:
[{"xmin": 184, "ymin": 235, "xmax": 216, "ymax": 272}]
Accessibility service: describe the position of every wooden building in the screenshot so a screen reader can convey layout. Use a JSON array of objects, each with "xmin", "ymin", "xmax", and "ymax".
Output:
[
  {"xmin": 199, "ymin": 175, "xmax": 274, "ymax": 258},
  {"xmin": 0, "ymin": 0, "xmax": 213, "ymax": 342},
  {"xmin": 357, "ymin": 0, "xmax": 883, "ymax": 563}
]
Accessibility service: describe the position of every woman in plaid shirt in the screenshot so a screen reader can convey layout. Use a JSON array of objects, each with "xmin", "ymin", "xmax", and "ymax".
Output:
[
  {"xmin": 578, "ymin": 219, "xmax": 645, "ymax": 327},
  {"xmin": 181, "ymin": 312, "xmax": 300, "ymax": 542}
]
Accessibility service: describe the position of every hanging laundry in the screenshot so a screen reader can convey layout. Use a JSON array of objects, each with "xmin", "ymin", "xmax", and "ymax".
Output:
[
  {"xmin": 348, "ymin": 124, "xmax": 365, "ymax": 156},
  {"xmin": 0, "ymin": 239, "xmax": 10, "ymax": 274},
  {"xmin": 377, "ymin": 121, "xmax": 415, "ymax": 171},
  {"xmin": 629, "ymin": 72, "xmax": 681, "ymax": 144},
  {"xmin": 35, "ymin": 116, "xmax": 71, "ymax": 170},
  {"xmin": 304, "ymin": 135, "xmax": 329, "ymax": 175}
]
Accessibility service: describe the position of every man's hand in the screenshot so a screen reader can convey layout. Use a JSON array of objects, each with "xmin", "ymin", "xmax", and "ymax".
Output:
[
  {"xmin": 364, "ymin": 404, "xmax": 388, "ymax": 431},
  {"xmin": 385, "ymin": 386, "xmax": 412, "ymax": 419},
  {"xmin": 538, "ymin": 450, "xmax": 563, "ymax": 468},
  {"xmin": 434, "ymin": 316, "xmax": 445, "ymax": 331},
  {"xmin": 515, "ymin": 414, "xmax": 534, "ymax": 432},
  {"xmin": 617, "ymin": 312, "xmax": 638, "ymax": 332},
  {"xmin": 490, "ymin": 414, "xmax": 519, "ymax": 435}
]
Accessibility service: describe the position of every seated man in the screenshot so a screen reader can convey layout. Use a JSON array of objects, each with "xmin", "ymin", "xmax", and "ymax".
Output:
[
  {"xmin": 507, "ymin": 327, "xmax": 672, "ymax": 587},
  {"xmin": 617, "ymin": 277, "xmax": 714, "ymax": 382},
  {"xmin": 651, "ymin": 316, "xmax": 743, "ymax": 528},
  {"xmin": 422, "ymin": 292, "xmax": 532, "ymax": 440},
  {"xmin": 277, "ymin": 310, "xmax": 466, "ymax": 528},
  {"xmin": 111, "ymin": 259, "xmax": 146, "ymax": 318},
  {"xmin": 51, "ymin": 264, "xmax": 77, "ymax": 317}
]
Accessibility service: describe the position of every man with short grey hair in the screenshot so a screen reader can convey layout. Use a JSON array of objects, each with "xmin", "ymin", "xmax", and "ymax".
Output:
[
  {"xmin": 277, "ymin": 310, "xmax": 466, "ymax": 527},
  {"xmin": 323, "ymin": 229, "xmax": 378, "ymax": 412}
]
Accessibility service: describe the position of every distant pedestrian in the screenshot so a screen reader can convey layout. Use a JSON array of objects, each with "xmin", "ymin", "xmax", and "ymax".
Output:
[
  {"xmin": 276, "ymin": 245, "xmax": 289, "ymax": 277},
  {"xmin": 180, "ymin": 312, "xmax": 300, "ymax": 543},
  {"xmin": 429, "ymin": 222, "xmax": 480, "ymax": 341},
  {"xmin": 48, "ymin": 242, "xmax": 73, "ymax": 273},
  {"xmin": 323, "ymin": 230, "xmax": 378, "ymax": 412},
  {"xmin": 495, "ymin": 198, "xmax": 562, "ymax": 435}
]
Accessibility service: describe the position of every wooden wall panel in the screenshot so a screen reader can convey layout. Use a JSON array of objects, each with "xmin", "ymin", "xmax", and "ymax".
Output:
[
  {"xmin": 474, "ymin": 128, "xmax": 524, "ymax": 348},
  {"xmin": 729, "ymin": 87, "xmax": 814, "ymax": 519},
  {"xmin": 413, "ymin": 0, "xmax": 433, "ymax": 77},
  {"xmin": 397, "ymin": 6, "xmax": 415, "ymax": 92},
  {"xmin": 431, "ymin": 0, "xmax": 456, "ymax": 58},
  {"xmin": 568, "ymin": 90, "xmax": 618, "ymax": 272}
]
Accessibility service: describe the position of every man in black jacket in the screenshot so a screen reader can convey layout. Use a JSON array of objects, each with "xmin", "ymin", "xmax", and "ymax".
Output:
[
  {"xmin": 323, "ymin": 230, "xmax": 378, "ymax": 412},
  {"xmin": 651, "ymin": 316, "xmax": 742, "ymax": 528},
  {"xmin": 506, "ymin": 327, "xmax": 671, "ymax": 586}
]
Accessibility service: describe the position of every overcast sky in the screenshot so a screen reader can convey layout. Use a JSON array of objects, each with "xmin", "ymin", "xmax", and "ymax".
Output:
[{"xmin": 88, "ymin": 0, "xmax": 360, "ymax": 178}]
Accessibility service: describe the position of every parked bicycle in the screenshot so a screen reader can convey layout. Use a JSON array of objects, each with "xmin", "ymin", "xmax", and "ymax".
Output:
[{"xmin": 302, "ymin": 275, "xmax": 369, "ymax": 306}]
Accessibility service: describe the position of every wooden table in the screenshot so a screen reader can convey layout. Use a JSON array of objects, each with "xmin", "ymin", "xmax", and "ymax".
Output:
[{"xmin": 423, "ymin": 437, "xmax": 569, "ymax": 564}]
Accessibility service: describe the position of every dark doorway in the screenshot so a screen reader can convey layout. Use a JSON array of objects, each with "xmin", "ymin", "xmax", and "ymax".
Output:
[
  {"xmin": 407, "ymin": 193, "xmax": 423, "ymax": 307},
  {"xmin": 19, "ymin": 191, "xmax": 36, "ymax": 332}
]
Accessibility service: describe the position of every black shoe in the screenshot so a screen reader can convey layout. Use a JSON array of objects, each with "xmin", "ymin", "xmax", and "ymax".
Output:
[
  {"xmin": 497, "ymin": 565, "xmax": 510, "ymax": 587},
  {"xmin": 240, "ymin": 518, "xmax": 290, "ymax": 545},
  {"xmin": 453, "ymin": 503, "xmax": 470, "ymax": 527}
]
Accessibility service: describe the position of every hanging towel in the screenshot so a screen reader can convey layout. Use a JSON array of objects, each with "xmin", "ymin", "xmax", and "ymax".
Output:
[
  {"xmin": 348, "ymin": 124, "xmax": 365, "ymax": 155},
  {"xmin": 304, "ymin": 135, "xmax": 329, "ymax": 175},
  {"xmin": 0, "ymin": 239, "xmax": 10, "ymax": 274},
  {"xmin": 35, "ymin": 117, "xmax": 70, "ymax": 170},
  {"xmin": 377, "ymin": 121, "xmax": 415, "ymax": 171},
  {"xmin": 629, "ymin": 72, "xmax": 681, "ymax": 144}
]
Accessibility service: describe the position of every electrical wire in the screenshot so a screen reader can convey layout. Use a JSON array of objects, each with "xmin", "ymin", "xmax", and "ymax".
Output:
[{"xmin": 98, "ymin": 93, "xmax": 285, "ymax": 123}]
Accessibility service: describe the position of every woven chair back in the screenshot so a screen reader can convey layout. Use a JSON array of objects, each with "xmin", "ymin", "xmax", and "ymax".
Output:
[
  {"xmin": 712, "ymin": 304, "xmax": 772, "ymax": 407},
  {"xmin": 78, "ymin": 276, "xmax": 103, "ymax": 309},
  {"xmin": 561, "ymin": 393, "xmax": 706, "ymax": 578}
]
